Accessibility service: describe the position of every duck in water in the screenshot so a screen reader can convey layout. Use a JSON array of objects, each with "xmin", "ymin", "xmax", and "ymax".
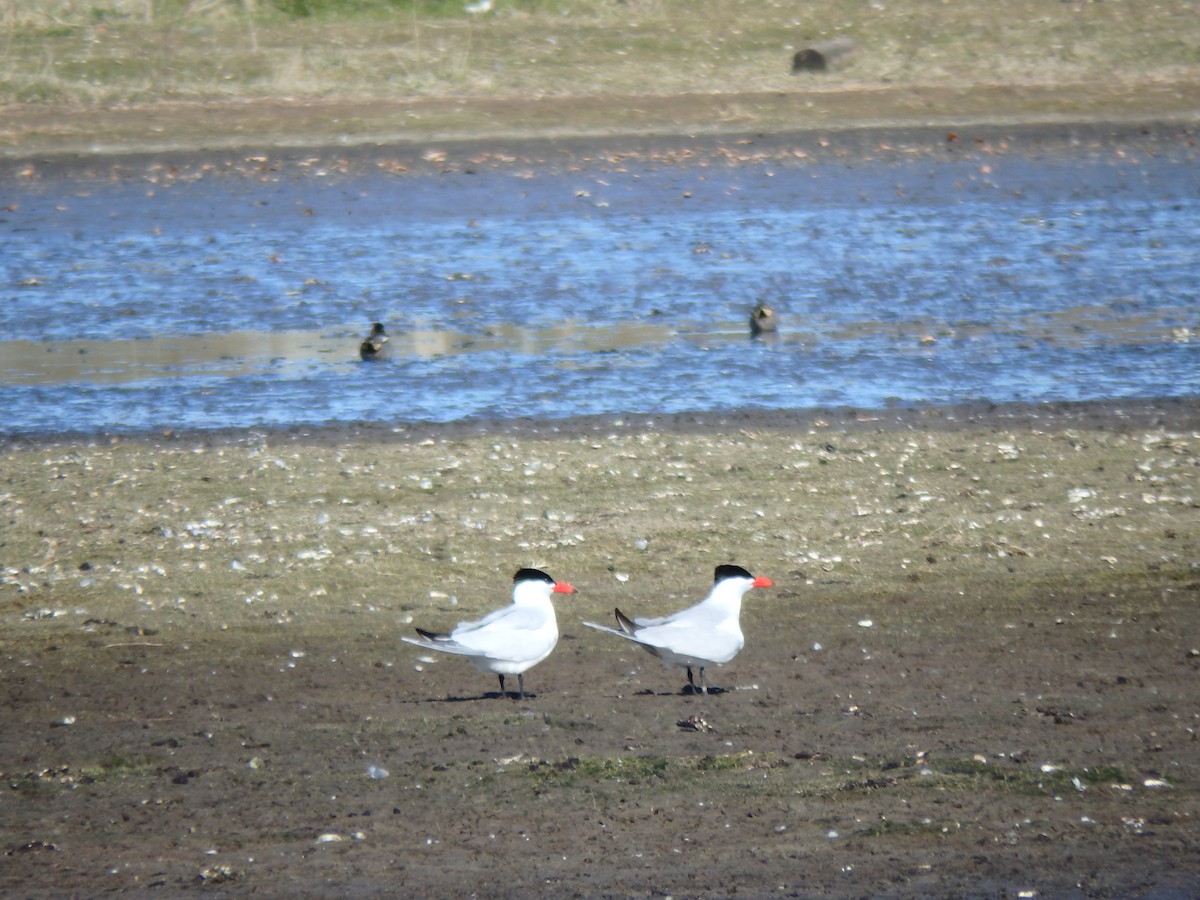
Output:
[
  {"xmin": 359, "ymin": 322, "xmax": 390, "ymax": 360},
  {"xmin": 749, "ymin": 303, "xmax": 777, "ymax": 336}
]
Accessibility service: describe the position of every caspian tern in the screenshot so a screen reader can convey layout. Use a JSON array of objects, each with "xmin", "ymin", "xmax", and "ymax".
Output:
[
  {"xmin": 359, "ymin": 322, "xmax": 389, "ymax": 360},
  {"xmin": 402, "ymin": 568, "xmax": 576, "ymax": 699},
  {"xmin": 583, "ymin": 564, "xmax": 774, "ymax": 694}
]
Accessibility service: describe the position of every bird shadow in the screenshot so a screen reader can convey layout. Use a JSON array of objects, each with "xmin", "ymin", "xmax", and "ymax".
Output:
[
  {"xmin": 411, "ymin": 691, "xmax": 537, "ymax": 704},
  {"xmin": 632, "ymin": 685, "xmax": 729, "ymax": 697}
]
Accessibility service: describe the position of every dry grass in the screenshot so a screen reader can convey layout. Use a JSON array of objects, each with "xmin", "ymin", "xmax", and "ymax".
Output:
[
  {"xmin": 1, "ymin": 0, "xmax": 1197, "ymax": 152},
  {"xmin": 1, "ymin": 0, "xmax": 1198, "ymax": 108}
]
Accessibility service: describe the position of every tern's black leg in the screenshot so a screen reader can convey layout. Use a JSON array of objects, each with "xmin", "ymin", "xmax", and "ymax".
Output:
[
  {"xmin": 517, "ymin": 673, "xmax": 526, "ymax": 700},
  {"xmin": 498, "ymin": 674, "xmax": 506, "ymax": 697},
  {"xmin": 686, "ymin": 667, "xmax": 696, "ymax": 689}
]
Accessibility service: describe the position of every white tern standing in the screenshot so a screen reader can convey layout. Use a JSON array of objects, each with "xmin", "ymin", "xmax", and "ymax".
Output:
[
  {"xmin": 584, "ymin": 564, "xmax": 774, "ymax": 694},
  {"xmin": 403, "ymin": 568, "xmax": 576, "ymax": 699}
]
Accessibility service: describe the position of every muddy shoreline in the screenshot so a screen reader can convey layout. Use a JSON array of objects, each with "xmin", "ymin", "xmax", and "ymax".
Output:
[
  {"xmin": 4, "ymin": 116, "xmax": 1198, "ymax": 187},
  {"xmin": 6, "ymin": 396, "xmax": 1200, "ymax": 451}
]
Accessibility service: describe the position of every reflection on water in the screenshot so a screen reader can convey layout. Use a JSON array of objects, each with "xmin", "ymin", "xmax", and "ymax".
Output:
[{"xmin": 1, "ymin": 143, "xmax": 1197, "ymax": 436}]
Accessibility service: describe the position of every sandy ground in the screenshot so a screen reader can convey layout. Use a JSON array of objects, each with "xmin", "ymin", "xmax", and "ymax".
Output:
[{"xmin": 2, "ymin": 398, "xmax": 1199, "ymax": 897}]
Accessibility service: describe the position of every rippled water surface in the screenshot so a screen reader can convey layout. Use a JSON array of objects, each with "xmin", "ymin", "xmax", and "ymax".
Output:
[{"xmin": 2, "ymin": 140, "xmax": 1197, "ymax": 436}]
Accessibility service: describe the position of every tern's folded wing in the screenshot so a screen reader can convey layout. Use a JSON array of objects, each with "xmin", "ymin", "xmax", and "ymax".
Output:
[{"xmin": 450, "ymin": 606, "xmax": 554, "ymax": 660}]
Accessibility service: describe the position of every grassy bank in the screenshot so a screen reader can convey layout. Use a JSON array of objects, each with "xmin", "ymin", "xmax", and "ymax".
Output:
[{"xmin": 2, "ymin": 0, "xmax": 1198, "ymax": 154}]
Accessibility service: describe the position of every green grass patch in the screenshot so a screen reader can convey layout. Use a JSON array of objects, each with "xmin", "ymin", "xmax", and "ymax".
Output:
[
  {"xmin": 516, "ymin": 752, "xmax": 1133, "ymax": 801},
  {"xmin": 266, "ymin": 0, "xmax": 478, "ymax": 18},
  {"xmin": 526, "ymin": 754, "xmax": 674, "ymax": 785},
  {"xmin": 521, "ymin": 751, "xmax": 764, "ymax": 789},
  {"xmin": 86, "ymin": 752, "xmax": 157, "ymax": 778}
]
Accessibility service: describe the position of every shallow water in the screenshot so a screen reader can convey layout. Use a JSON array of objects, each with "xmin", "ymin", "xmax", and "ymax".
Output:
[{"xmin": 2, "ymin": 143, "xmax": 1197, "ymax": 437}]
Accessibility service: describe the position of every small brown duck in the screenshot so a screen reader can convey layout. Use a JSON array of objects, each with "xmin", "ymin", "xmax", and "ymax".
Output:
[
  {"xmin": 749, "ymin": 303, "xmax": 777, "ymax": 336},
  {"xmin": 359, "ymin": 322, "xmax": 390, "ymax": 360}
]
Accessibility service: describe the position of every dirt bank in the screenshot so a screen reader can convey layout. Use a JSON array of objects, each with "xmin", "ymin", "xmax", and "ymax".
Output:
[
  {"xmin": 4, "ymin": 77, "xmax": 1200, "ymax": 162},
  {"xmin": 4, "ymin": 110, "xmax": 1199, "ymax": 193}
]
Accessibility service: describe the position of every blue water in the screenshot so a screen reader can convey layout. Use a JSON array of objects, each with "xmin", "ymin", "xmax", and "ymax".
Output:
[{"xmin": 1, "ymin": 142, "xmax": 1197, "ymax": 436}]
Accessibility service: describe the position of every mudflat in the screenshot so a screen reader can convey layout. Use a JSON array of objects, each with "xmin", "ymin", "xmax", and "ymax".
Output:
[{"xmin": 2, "ymin": 400, "xmax": 1198, "ymax": 896}]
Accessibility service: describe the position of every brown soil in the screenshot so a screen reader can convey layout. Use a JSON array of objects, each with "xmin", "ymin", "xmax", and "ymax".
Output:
[
  {"xmin": 3, "ymin": 400, "xmax": 1199, "ymax": 897},
  {"xmin": 3, "ymin": 78, "xmax": 1199, "ymax": 161}
]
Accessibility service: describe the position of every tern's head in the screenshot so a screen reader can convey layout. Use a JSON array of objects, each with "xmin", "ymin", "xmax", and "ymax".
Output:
[
  {"xmin": 513, "ymin": 567, "xmax": 577, "ymax": 600},
  {"xmin": 713, "ymin": 564, "xmax": 774, "ymax": 591}
]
